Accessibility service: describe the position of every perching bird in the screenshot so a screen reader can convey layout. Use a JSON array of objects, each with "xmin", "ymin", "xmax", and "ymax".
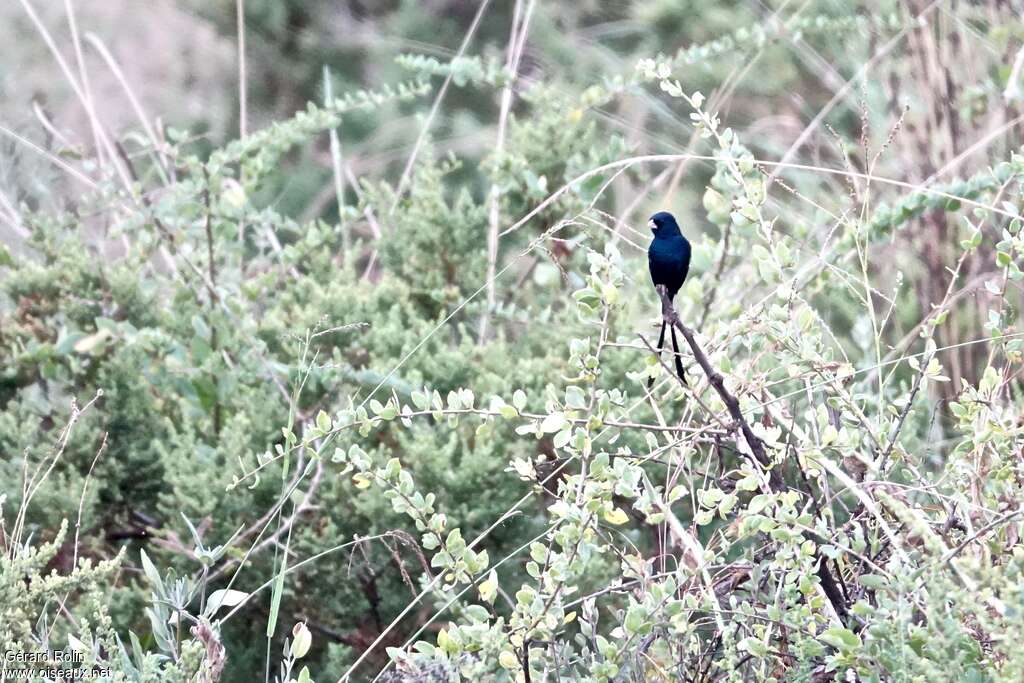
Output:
[{"xmin": 647, "ymin": 211, "xmax": 691, "ymax": 387}]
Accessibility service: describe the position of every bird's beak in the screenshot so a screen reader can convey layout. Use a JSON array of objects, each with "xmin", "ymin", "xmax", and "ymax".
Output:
[{"xmin": 647, "ymin": 219, "xmax": 656, "ymax": 233}]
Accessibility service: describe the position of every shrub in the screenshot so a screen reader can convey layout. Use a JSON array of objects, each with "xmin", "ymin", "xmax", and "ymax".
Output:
[{"xmin": 3, "ymin": 2, "xmax": 1024, "ymax": 681}]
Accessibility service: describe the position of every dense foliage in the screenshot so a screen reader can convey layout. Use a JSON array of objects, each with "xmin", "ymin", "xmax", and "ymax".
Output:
[{"xmin": 3, "ymin": 1, "xmax": 1024, "ymax": 681}]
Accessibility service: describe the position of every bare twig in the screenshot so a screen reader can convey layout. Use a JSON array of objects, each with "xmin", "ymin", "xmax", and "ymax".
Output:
[
  {"xmin": 236, "ymin": 0, "xmax": 247, "ymax": 138},
  {"xmin": 83, "ymin": 32, "xmax": 170, "ymax": 180},
  {"xmin": 480, "ymin": 0, "xmax": 536, "ymax": 342},
  {"xmin": 324, "ymin": 66, "xmax": 349, "ymax": 256},
  {"xmin": 391, "ymin": 0, "xmax": 492, "ymax": 210}
]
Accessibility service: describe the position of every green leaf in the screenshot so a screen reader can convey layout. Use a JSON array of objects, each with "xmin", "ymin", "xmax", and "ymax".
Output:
[
  {"xmin": 512, "ymin": 389, "xmax": 527, "ymax": 411},
  {"xmin": 540, "ymin": 413, "xmax": 569, "ymax": 433},
  {"xmin": 739, "ymin": 636, "xmax": 768, "ymax": 657},
  {"xmin": 463, "ymin": 605, "xmax": 490, "ymax": 623},
  {"xmin": 73, "ymin": 328, "xmax": 112, "ymax": 354},
  {"xmin": 604, "ymin": 508, "xmax": 629, "ymax": 525},
  {"xmin": 290, "ymin": 622, "xmax": 312, "ymax": 658},
  {"xmin": 191, "ymin": 315, "xmax": 211, "ymax": 341},
  {"xmin": 479, "ymin": 570, "xmax": 498, "ymax": 604},
  {"xmin": 139, "ymin": 550, "xmax": 164, "ymax": 593},
  {"xmin": 859, "ymin": 574, "xmax": 888, "ymax": 591},
  {"xmin": 667, "ymin": 485, "xmax": 688, "ymax": 503},
  {"xmin": 819, "ymin": 627, "xmax": 861, "ymax": 651},
  {"xmin": 564, "ymin": 385, "xmax": 587, "ymax": 409},
  {"xmin": 267, "ymin": 568, "xmax": 286, "ymax": 637},
  {"xmin": 498, "ymin": 650, "xmax": 518, "ymax": 669},
  {"xmin": 747, "ymin": 493, "xmax": 774, "ymax": 515},
  {"xmin": 205, "ymin": 589, "xmax": 249, "ymax": 617},
  {"xmin": 624, "ymin": 606, "xmax": 647, "ymax": 635},
  {"xmin": 411, "ymin": 390, "xmax": 429, "ymax": 410}
]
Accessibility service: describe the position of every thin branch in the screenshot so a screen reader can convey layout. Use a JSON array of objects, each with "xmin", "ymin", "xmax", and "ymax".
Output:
[
  {"xmin": 63, "ymin": 0, "xmax": 104, "ymax": 166},
  {"xmin": 876, "ymin": 352, "xmax": 931, "ymax": 472},
  {"xmin": 391, "ymin": 0, "xmax": 492, "ymax": 210},
  {"xmin": 17, "ymin": 0, "xmax": 132, "ymax": 188},
  {"xmin": 324, "ymin": 66, "xmax": 349, "ymax": 256},
  {"xmin": 656, "ymin": 285, "xmax": 849, "ymax": 623},
  {"xmin": 480, "ymin": 0, "xmax": 536, "ymax": 342},
  {"xmin": 942, "ymin": 508, "xmax": 1024, "ymax": 565},
  {"xmin": 656, "ymin": 287, "xmax": 775, "ymax": 481},
  {"xmin": 83, "ymin": 32, "xmax": 170, "ymax": 180},
  {"xmin": 768, "ymin": 0, "xmax": 944, "ymax": 186},
  {"xmin": 236, "ymin": 0, "xmax": 247, "ymax": 138}
]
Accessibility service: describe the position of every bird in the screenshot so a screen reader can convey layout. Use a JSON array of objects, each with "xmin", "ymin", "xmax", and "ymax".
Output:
[{"xmin": 647, "ymin": 211, "xmax": 691, "ymax": 388}]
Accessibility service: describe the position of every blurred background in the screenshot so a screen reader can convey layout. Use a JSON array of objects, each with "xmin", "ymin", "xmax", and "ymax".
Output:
[
  {"xmin": 3, "ymin": 1, "xmax": 1024, "ymax": 681},
  {"xmin": 3, "ymin": 0, "xmax": 951, "ymax": 244}
]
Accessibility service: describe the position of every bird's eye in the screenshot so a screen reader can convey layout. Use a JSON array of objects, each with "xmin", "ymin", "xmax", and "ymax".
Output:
[{"xmin": 648, "ymin": 219, "xmax": 657, "ymax": 232}]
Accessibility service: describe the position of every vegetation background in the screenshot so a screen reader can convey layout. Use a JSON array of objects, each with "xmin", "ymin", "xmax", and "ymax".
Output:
[{"xmin": 2, "ymin": 1, "xmax": 1024, "ymax": 681}]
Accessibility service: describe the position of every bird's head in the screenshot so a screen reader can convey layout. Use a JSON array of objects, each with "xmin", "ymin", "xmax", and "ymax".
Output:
[{"xmin": 648, "ymin": 211, "xmax": 682, "ymax": 237}]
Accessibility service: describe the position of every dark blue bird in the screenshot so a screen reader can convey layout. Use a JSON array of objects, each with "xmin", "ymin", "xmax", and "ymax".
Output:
[{"xmin": 647, "ymin": 211, "xmax": 691, "ymax": 387}]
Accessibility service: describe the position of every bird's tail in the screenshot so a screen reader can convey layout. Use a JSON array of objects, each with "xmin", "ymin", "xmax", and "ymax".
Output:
[
  {"xmin": 669, "ymin": 323, "xmax": 688, "ymax": 386},
  {"xmin": 646, "ymin": 320, "xmax": 688, "ymax": 389},
  {"xmin": 647, "ymin": 320, "xmax": 667, "ymax": 390}
]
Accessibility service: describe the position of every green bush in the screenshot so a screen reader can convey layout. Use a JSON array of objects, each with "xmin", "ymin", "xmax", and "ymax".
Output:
[{"xmin": 3, "ymin": 2, "xmax": 1024, "ymax": 682}]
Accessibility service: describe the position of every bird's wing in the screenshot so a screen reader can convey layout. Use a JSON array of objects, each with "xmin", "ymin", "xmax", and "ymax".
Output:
[{"xmin": 648, "ymin": 243, "xmax": 687, "ymax": 272}]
